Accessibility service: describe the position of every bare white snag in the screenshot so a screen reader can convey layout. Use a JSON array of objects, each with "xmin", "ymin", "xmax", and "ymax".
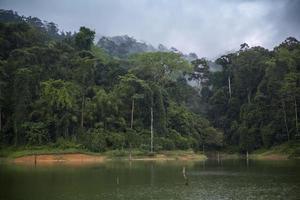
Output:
[
  {"xmin": 182, "ymin": 166, "xmax": 188, "ymax": 185},
  {"xmin": 150, "ymin": 106, "xmax": 153, "ymax": 153},
  {"xmin": 228, "ymin": 76, "xmax": 231, "ymax": 99},
  {"xmin": 130, "ymin": 98, "xmax": 134, "ymax": 129},
  {"xmin": 282, "ymin": 100, "xmax": 289, "ymax": 141},
  {"xmin": 295, "ymin": 97, "xmax": 298, "ymax": 135}
]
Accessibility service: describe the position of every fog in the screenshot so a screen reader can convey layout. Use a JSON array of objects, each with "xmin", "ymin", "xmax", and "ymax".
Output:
[{"xmin": 1, "ymin": 0, "xmax": 299, "ymax": 58}]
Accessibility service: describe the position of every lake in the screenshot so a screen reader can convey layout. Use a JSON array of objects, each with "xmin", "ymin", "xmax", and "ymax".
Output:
[{"xmin": 0, "ymin": 159, "xmax": 299, "ymax": 200}]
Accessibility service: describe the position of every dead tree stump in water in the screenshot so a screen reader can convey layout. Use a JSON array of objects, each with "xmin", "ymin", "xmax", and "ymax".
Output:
[
  {"xmin": 182, "ymin": 166, "xmax": 189, "ymax": 186},
  {"xmin": 246, "ymin": 150, "xmax": 249, "ymax": 166},
  {"xmin": 129, "ymin": 144, "xmax": 132, "ymax": 161},
  {"xmin": 34, "ymin": 154, "xmax": 37, "ymax": 166}
]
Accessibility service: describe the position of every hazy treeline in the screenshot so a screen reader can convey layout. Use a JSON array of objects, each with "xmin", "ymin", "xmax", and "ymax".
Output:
[
  {"xmin": 0, "ymin": 10, "xmax": 299, "ymax": 153},
  {"xmin": 206, "ymin": 40, "xmax": 300, "ymax": 152},
  {"xmin": 0, "ymin": 10, "xmax": 222, "ymax": 152}
]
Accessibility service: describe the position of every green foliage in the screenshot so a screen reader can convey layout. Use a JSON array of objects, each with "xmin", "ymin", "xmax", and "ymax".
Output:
[
  {"xmin": 174, "ymin": 136, "xmax": 190, "ymax": 150},
  {"xmin": 203, "ymin": 127, "xmax": 224, "ymax": 148},
  {"xmin": 22, "ymin": 122, "xmax": 48, "ymax": 145},
  {"xmin": 54, "ymin": 137, "xmax": 81, "ymax": 149},
  {"xmin": 75, "ymin": 26, "xmax": 95, "ymax": 50},
  {"xmin": 124, "ymin": 129, "xmax": 142, "ymax": 148},
  {"xmin": 0, "ymin": 10, "xmax": 216, "ymax": 153},
  {"xmin": 82, "ymin": 129, "xmax": 107, "ymax": 152},
  {"xmin": 261, "ymin": 123, "xmax": 275, "ymax": 148},
  {"xmin": 130, "ymin": 51, "xmax": 191, "ymax": 84},
  {"xmin": 1, "ymin": 10, "xmax": 298, "ymax": 154},
  {"xmin": 91, "ymin": 45, "xmax": 110, "ymax": 63},
  {"xmin": 158, "ymin": 137, "xmax": 175, "ymax": 150},
  {"xmin": 208, "ymin": 38, "xmax": 300, "ymax": 152},
  {"xmin": 167, "ymin": 102, "xmax": 223, "ymax": 149},
  {"xmin": 106, "ymin": 132, "xmax": 125, "ymax": 149},
  {"xmin": 41, "ymin": 79, "xmax": 79, "ymax": 110}
]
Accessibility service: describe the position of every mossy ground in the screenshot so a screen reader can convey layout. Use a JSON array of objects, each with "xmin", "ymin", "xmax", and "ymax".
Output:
[{"xmin": 251, "ymin": 141, "xmax": 300, "ymax": 160}]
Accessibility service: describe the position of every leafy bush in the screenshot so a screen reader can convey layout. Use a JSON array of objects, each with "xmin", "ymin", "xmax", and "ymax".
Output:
[
  {"xmin": 238, "ymin": 125, "xmax": 258, "ymax": 152},
  {"xmin": 261, "ymin": 124, "xmax": 275, "ymax": 148},
  {"xmin": 187, "ymin": 137, "xmax": 198, "ymax": 150},
  {"xmin": 125, "ymin": 129, "xmax": 142, "ymax": 148},
  {"xmin": 168, "ymin": 129, "xmax": 190, "ymax": 150},
  {"xmin": 175, "ymin": 136, "xmax": 190, "ymax": 150},
  {"xmin": 203, "ymin": 127, "xmax": 224, "ymax": 148},
  {"xmin": 81, "ymin": 129, "xmax": 107, "ymax": 152},
  {"xmin": 105, "ymin": 149, "xmax": 128, "ymax": 157},
  {"xmin": 159, "ymin": 137, "xmax": 175, "ymax": 150},
  {"xmin": 106, "ymin": 132, "xmax": 125, "ymax": 149},
  {"xmin": 54, "ymin": 137, "xmax": 81, "ymax": 149},
  {"xmin": 23, "ymin": 122, "xmax": 48, "ymax": 145}
]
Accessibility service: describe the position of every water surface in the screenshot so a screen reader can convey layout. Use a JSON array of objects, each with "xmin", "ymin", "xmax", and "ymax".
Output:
[{"xmin": 0, "ymin": 159, "xmax": 299, "ymax": 200}]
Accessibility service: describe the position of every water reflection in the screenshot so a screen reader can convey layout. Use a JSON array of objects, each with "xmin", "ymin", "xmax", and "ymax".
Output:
[{"xmin": 0, "ymin": 159, "xmax": 299, "ymax": 200}]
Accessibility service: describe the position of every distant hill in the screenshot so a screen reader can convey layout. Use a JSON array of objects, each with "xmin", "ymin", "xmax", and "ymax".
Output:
[
  {"xmin": 0, "ymin": 9, "xmax": 67, "ymax": 40},
  {"xmin": 97, "ymin": 35, "xmax": 198, "ymax": 61},
  {"xmin": 0, "ymin": 9, "xmax": 219, "ymax": 70},
  {"xmin": 97, "ymin": 35, "xmax": 156, "ymax": 59}
]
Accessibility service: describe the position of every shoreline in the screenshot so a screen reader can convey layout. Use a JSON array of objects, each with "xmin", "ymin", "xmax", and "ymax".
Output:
[
  {"xmin": 2, "ymin": 141, "xmax": 299, "ymax": 165},
  {"xmin": 207, "ymin": 152, "xmax": 294, "ymax": 161},
  {"xmin": 7, "ymin": 151, "xmax": 296, "ymax": 166},
  {"xmin": 249, "ymin": 153, "xmax": 289, "ymax": 160},
  {"xmin": 4, "ymin": 150, "xmax": 208, "ymax": 165},
  {"xmin": 13, "ymin": 153, "xmax": 106, "ymax": 165}
]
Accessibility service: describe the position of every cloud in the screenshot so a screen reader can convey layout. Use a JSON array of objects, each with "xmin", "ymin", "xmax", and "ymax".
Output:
[{"xmin": 1, "ymin": 0, "xmax": 299, "ymax": 59}]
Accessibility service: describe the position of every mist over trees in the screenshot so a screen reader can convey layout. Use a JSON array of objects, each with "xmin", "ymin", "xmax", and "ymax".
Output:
[{"xmin": 0, "ymin": 9, "xmax": 299, "ymax": 153}]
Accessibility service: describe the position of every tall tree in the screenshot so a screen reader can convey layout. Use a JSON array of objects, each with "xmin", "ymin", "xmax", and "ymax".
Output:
[{"xmin": 75, "ymin": 27, "xmax": 95, "ymax": 50}]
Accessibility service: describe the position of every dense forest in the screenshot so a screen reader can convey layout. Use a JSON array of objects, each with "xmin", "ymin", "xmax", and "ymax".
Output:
[{"xmin": 0, "ymin": 10, "xmax": 299, "ymax": 153}]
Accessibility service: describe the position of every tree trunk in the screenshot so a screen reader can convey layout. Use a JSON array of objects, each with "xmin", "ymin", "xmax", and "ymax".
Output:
[
  {"xmin": 247, "ymin": 90, "xmax": 251, "ymax": 104},
  {"xmin": 0, "ymin": 108, "xmax": 2, "ymax": 132},
  {"xmin": 129, "ymin": 143, "xmax": 132, "ymax": 161},
  {"xmin": 65, "ymin": 124, "xmax": 69, "ymax": 138},
  {"xmin": 282, "ymin": 100, "xmax": 289, "ymax": 141},
  {"xmin": 246, "ymin": 150, "xmax": 249, "ymax": 166},
  {"xmin": 295, "ymin": 96, "xmax": 298, "ymax": 135},
  {"xmin": 14, "ymin": 120, "xmax": 18, "ymax": 146},
  {"xmin": 182, "ymin": 166, "xmax": 188, "ymax": 185},
  {"xmin": 81, "ymin": 95, "xmax": 85, "ymax": 128},
  {"xmin": 150, "ymin": 106, "xmax": 153, "ymax": 153},
  {"xmin": 130, "ymin": 98, "xmax": 134, "ymax": 129},
  {"xmin": 34, "ymin": 154, "xmax": 37, "ymax": 166},
  {"xmin": 228, "ymin": 76, "xmax": 231, "ymax": 99},
  {"xmin": 0, "ymin": 87, "xmax": 1, "ymax": 132}
]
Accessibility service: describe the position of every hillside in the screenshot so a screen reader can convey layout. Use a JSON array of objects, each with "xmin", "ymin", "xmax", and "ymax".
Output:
[
  {"xmin": 97, "ymin": 35, "xmax": 198, "ymax": 61},
  {"xmin": 0, "ymin": 9, "xmax": 299, "ymax": 156},
  {"xmin": 0, "ymin": 9, "xmax": 221, "ymax": 153}
]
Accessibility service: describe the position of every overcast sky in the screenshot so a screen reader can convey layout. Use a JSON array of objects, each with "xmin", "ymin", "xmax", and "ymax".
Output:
[{"xmin": 1, "ymin": 0, "xmax": 299, "ymax": 59}]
